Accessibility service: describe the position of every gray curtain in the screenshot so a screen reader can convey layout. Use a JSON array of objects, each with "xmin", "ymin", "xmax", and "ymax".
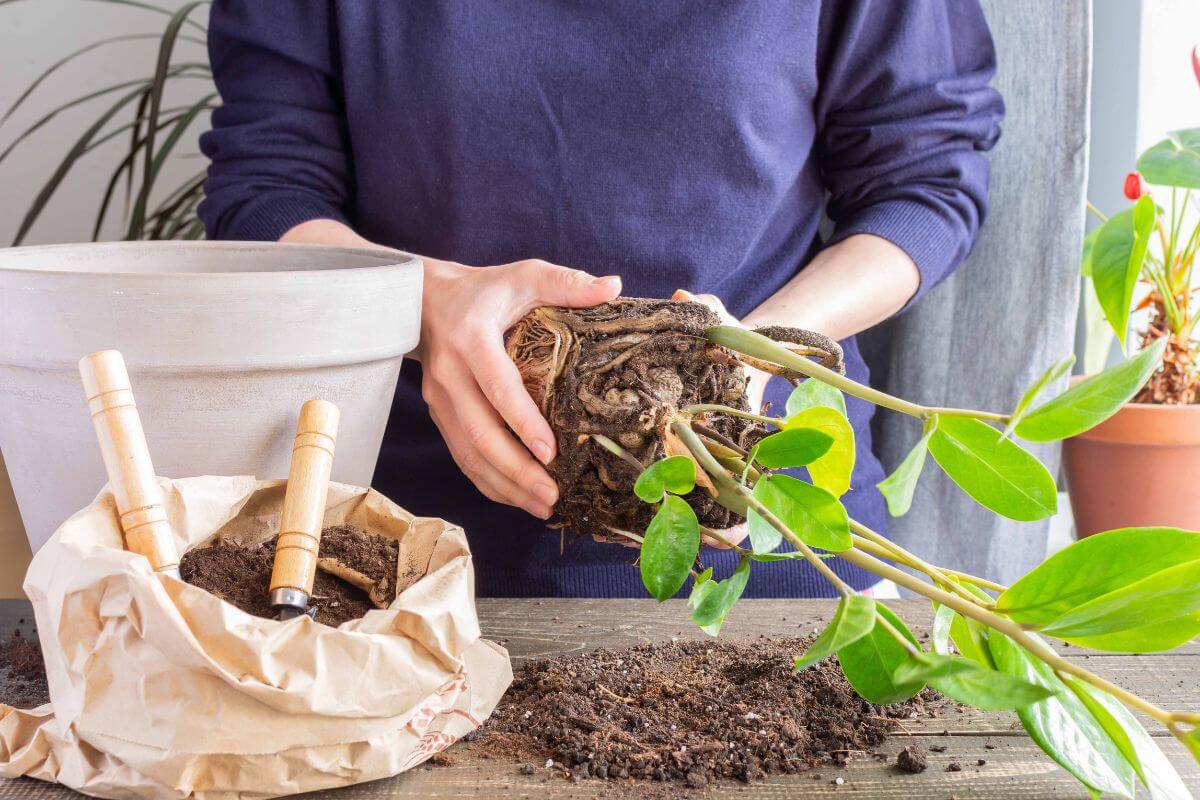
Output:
[{"xmin": 858, "ymin": 0, "xmax": 1091, "ymax": 585}]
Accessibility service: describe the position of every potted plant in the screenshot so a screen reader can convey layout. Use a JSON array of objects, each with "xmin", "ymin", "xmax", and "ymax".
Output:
[{"xmin": 1065, "ymin": 50, "xmax": 1200, "ymax": 536}]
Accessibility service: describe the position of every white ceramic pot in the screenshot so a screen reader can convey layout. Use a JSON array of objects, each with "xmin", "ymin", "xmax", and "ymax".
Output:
[{"xmin": 0, "ymin": 241, "xmax": 422, "ymax": 551}]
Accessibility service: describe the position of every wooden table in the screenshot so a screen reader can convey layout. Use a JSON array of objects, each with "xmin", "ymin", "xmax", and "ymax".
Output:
[{"xmin": 1, "ymin": 599, "xmax": 1197, "ymax": 799}]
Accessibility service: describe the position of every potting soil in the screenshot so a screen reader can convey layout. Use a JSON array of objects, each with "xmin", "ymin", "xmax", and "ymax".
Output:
[
  {"xmin": 459, "ymin": 636, "xmax": 932, "ymax": 787},
  {"xmin": 181, "ymin": 525, "xmax": 399, "ymax": 626},
  {"xmin": 0, "ymin": 630, "xmax": 49, "ymax": 709}
]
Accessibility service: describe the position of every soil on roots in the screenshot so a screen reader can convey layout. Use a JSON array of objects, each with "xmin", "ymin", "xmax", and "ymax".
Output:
[
  {"xmin": 460, "ymin": 637, "xmax": 932, "ymax": 789},
  {"xmin": 180, "ymin": 525, "xmax": 399, "ymax": 627},
  {"xmin": 507, "ymin": 299, "xmax": 762, "ymax": 540}
]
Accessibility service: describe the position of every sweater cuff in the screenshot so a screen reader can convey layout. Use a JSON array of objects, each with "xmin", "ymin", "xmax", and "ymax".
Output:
[
  {"xmin": 824, "ymin": 199, "xmax": 965, "ymax": 313},
  {"xmin": 222, "ymin": 194, "xmax": 349, "ymax": 243}
]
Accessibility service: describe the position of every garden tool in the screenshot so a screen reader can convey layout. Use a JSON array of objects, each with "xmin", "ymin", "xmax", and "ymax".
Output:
[
  {"xmin": 79, "ymin": 350, "xmax": 181, "ymax": 578},
  {"xmin": 270, "ymin": 398, "xmax": 340, "ymax": 620}
]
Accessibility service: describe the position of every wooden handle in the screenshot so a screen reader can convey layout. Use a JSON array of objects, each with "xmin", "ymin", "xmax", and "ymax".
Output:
[
  {"xmin": 270, "ymin": 399, "xmax": 340, "ymax": 598},
  {"xmin": 79, "ymin": 350, "xmax": 180, "ymax": 575}
]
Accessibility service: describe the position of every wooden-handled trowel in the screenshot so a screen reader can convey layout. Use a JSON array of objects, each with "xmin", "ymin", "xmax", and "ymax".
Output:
[
  {"xmin": 79, "ymin": 350, "xmax": 182, "ymax": 579},
  {"xmin": 269, "ymin": 399, "xmax": 340, "ymax": 620}
]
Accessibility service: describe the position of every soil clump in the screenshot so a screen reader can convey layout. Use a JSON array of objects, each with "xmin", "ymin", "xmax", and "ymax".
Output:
[
  {"xmin": 463, "ymin": 636, "xmax": 931, "ymax": 790},
  {"xmin": 507, "ymin": 299, "xmax": 843, "ymax": 540},
  {"xmin": 180, "ymin": 525, "xmax": 399, "ymax": 626},
  {"xmin": 0, "ymin": 630, "xmax": 49, "ymax": 709}
]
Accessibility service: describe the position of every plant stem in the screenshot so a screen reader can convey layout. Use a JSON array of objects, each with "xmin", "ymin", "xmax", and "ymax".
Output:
[
  {"xmin": 590, "ymin": 434, "xmax": 646, "ymax": 473},
  {"xmin": 704, "ymin": 327, "xmax": 1010, "ymax": 424},
  {"xmin": 699, "ymin": 525, "xmax": 751, "ymax": 553},
  {"xmin": 671, "ymin": 420, "xmax": 855, "ymax": 597},
  {"xmin": 922, "ymin": 406, "xmax": 1009, "ymax": 424},
  {"xmin": 1086, "ymin": 200, "xmax": 1108, "ymax": 223},
  {"xmin": 939, "ymin": 568, "xmax": 1007, "ymax": 594},
  {"xmin": 873, "ymin": 610, "xmax": 923, "ymax": 658},
  {"xmin": 848, "ymin": 526, "xmax": 992, "ymax": 608}
]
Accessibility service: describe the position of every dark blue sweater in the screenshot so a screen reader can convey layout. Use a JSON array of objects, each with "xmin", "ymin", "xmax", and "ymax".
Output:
[{"xmin": 199, "ymin": 1, "xmax": 1003, "ymax": 598}]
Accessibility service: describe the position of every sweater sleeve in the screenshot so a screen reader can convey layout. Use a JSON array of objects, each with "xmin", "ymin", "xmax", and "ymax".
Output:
[
  {"xmin": 815, "ymin": 0, "xmax": 1004, "ymax": 308},
  {"xmin": 198, "ymin": 1, "xmax": 350, "ymax": 242}
]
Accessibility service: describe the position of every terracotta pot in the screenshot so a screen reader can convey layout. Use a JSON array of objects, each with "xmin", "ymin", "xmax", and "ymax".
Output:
[
  {"xmin": 0, "ymin": 242, "xmax": 422, "ymax": 552},
  {"xmin": 1062, "ymin": 401, "xmax": 1200, "ymax": 537}
]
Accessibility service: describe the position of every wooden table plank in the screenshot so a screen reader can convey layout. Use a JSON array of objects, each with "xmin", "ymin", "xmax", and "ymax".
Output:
[
  {"xmin": 313, "ymin": 734, "xmax": 1200, "ymax": 800},
  {"xmin": 0, "ymin": 599, "xmax": 1196, "ymax": 799}
]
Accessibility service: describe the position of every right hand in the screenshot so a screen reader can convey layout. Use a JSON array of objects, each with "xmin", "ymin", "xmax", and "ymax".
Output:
[
  {"xmin": 278, "ymin": 220, "xmax": 622, "ymax": 520},
  {"xmin": 412, "ymin": 258, "xmax": 622, "ymax": 519}
]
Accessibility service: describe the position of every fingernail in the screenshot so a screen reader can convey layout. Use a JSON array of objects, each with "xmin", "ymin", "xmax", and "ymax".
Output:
[
  {"xmin": 532, "ymin": 440, "xmax": 554, "ymax": 464},
  {"xmin": 592, "ymin": 275, "xmax": 621, "ymax": 290},
  {"xmin": 532, "ymin": 482, "xmax": 558, "ymax": 507}
]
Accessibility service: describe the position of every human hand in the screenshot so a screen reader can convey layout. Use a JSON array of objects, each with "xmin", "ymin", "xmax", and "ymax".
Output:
[{"xmin": 413, "ymin": 258, "xmax": 621, "ymax": 518}]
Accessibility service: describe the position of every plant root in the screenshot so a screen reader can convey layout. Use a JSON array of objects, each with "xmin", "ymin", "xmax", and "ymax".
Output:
[{"xmin": 507, "ymin": 298, "xmax": 843, "ymax": 540}]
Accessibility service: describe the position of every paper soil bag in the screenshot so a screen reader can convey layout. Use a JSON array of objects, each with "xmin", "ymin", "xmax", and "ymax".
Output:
[{"xmin": 0, "ymin": 476, "xmax": 512, "ymax": 800}]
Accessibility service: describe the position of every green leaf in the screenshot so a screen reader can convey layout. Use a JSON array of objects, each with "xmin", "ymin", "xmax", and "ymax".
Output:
[
  {"xmin": 749, "ymin": 550, "xmax": 814, "ymax": 562},
  {"xmin": 927, "ymin": 416, "xmax": 1057, "ymax": 521},
  {"xmin": 877, "ymin": 416, "xmax": 937, "ymax": 517},
  {"xmin": 634, "ymin": 456, "xmax": 697, "ymax": 503},
  {"xmin": 750, "ymin": 474, "xmax": 851, "ymax": 552},
  {"xmin": 782, "ymin": 406, "xmax": 854, "ymax": 497},
  {"xmin": 1062, "ymin": 677, "xmax": 1192, "ymax": 800},
  {"xmin": 1040, "ymin": 558, "xmax": 1200, "ymax": 640},
  {"xmin": 1014, "ymin": 339, "xmax": 1167, "ymax": 442},
  {"xmin": 1137, "ymin": 128, "xmax": 1200, "ymax": 190},
  {"xmin": 690, "ymin": 557, "xmax": 750, "ymax": 636},
  {"xmin": 1182, "ymin": 729, "xmax": 1200, "ymax": 763},
  {"xmin": 746, "ymin": 504, "xmax": 783, "ymax": 553},
  {"xmin": 949, "ymin": 610, "xmax": 994, "ymax": 667},
  {"xmin": 127, "ymin": 0, "xmax": 212, "ymax": 240},
  {"xmin": 0, "ymin": 33, "xmax": 203, "ymax": 127},
  {"xmin": 1006, "ymin": 355, "xmax": 1076, "ymax": 435},
  {"xmin": 753, "ymin": 427, "xmax": 834, "ymax": 469},
  {"xmin": 794, "ymin": 595, "xmax": 876, "ymax": 669},
  {"xmin": 893, "ymin": 653, "xmax": 1054, "ymax": 711},
  {"xmin": 989, "ymin": 633, "xmax": 1137, "ymax": 798},
  {"xmin": 786, "ymin": 379, "xmax": 848, "ymax": 417},
  {"xmin": 1089, "ymin": 198, "xmax": 1156, "ymax": 345},
  {"xmin": 1080, "ymin": 225, "xmax": 1101, "ymax": 276},
  {"xmin": 1056, "ymin": 613, "xmax": 1200, "ymax": 654},
  {"xmin": 639, "ymin": 496, "xmax": 700, "ymax": 601},
  {"xmin": 836, "ymin": 605, "xmax": 925, "ymax": 704},
  {"xmin": 998, "ymin": 527, "xmax": 1200, "ymax": 649},
  {"xmin": 931, "ymin": 603, "xmax": 954, "ymax": 655}
]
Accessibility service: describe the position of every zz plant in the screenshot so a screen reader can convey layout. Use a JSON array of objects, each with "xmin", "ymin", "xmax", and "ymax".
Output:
[{"xmin": 621, "ymin": 325, "xmax": 1196, "ymax": 798}]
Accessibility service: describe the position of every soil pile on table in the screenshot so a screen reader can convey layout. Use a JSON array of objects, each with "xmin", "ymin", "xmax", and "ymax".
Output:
[
  {"xmin": 465, "ymin": 636, "xmax": 926, "ymax": 787},
  {"xmin": 180, "ymin": 525, "xmax": 399, "ymax": 626},
  {"xmin": 507, "ymin": 299, "xmax": 843, "ymax": 541},
  {"xmin": 0, "ymin": 630, "xmax": 49, "ymax": 709}
]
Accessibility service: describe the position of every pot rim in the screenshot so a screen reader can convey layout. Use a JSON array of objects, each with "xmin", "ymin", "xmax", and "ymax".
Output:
[{"xmin": 0, "ymin": 240, "xmax": 420, "ymax": 279}]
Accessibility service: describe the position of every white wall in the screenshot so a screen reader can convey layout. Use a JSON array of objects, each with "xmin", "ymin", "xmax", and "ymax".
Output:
[{"xmin": 1136, "ymin": 0, "xmax": 1200, "ymax": 153}]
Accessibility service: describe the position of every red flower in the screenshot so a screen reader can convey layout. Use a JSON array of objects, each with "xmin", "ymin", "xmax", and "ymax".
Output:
[
  {"xmin": 1123, "ymin": 172, "xmax": 1145, "ymax": 201},
  {"xmin": 1193, "ymin": 45, "xmax": 1200, "ymax": 88}
]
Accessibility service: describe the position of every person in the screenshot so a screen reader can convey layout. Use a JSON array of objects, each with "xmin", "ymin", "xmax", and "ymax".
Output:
[{"xmin": 199, "ymin": 1, "xmax": 1004, "ymax": 598}]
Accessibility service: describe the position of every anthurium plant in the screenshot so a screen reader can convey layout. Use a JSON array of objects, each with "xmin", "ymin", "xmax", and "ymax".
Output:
[
  {"xmin": 1082, "ymin": 49, "xmax": 1200, "ymax": 403},
  {"xmin": 618, "ymin": 326, "xmax": 1196, "ymax": 798}
]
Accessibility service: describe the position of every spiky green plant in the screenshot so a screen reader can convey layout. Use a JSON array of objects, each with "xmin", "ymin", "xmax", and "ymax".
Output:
[{"xmin": 0, "ymin": 0, "xmax": 214, "ymax": 244}]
